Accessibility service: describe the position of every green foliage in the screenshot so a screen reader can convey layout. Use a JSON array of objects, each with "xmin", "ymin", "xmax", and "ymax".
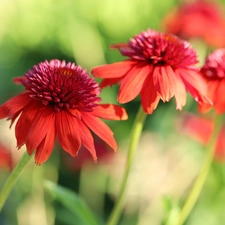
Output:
[{"xmin": 44, "ymin": 180, "xmax": 102, "ymax": 225}]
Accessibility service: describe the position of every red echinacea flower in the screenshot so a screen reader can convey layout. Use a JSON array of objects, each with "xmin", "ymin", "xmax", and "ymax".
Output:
[
  {"xmin": 0, "ymin": 60, "xmax": 128, "ymax": 165},
  {"xmin": 163, "ymin": 0, "xmax": 225, "ymax": 48},
  {"xmin": 199, "ymin": 49, "xmax": 225, "ymax": 114},
  {"xmin": 92, "ymin": 29, "xmax": 211, "ymax": 114},
  {"xmin": 181, "ymin": 113, "xmax": 225, "ymax": 162}
]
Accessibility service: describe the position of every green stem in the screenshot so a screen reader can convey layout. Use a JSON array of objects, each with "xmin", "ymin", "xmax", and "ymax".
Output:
[
  {"xmin": 0, "ymin": 151, "xmax": 31, "ymax": 211},
  {"xmin": 106, "ymin": 105, "xmax": 147, "ymax": 225},
  {"xmin": 175, "ymin": 114, "xmax": 223, "ymax": 225}
]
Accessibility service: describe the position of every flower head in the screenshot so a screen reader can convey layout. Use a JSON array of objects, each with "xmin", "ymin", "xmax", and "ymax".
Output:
[
  {"xmin": 199, "ymin": 49, "xmax": 225, "ymax": 114},
  {"xmin": 163, "ymin": 0, "xmax": 225, "ymax": 47},
  {"xmin": 92, "ymin": 29, "xmax": 210, "ymax": 114},
  {"xmin": 0, "ymin": 60, "xmax": 127, "ymax": 165}
]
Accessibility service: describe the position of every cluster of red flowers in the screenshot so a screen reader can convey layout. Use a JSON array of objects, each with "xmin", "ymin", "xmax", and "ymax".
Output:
[{"xmin": 0, "ymin": 0, "xmax": 225, "ymax": 165}]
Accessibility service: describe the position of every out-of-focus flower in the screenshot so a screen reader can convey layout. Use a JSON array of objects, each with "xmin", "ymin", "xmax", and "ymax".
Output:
[
  {"xmin": 92, "ymin": 29, "xmax": 211, "ymax": 114},
  {"xmin": 0, "ymin": 60, "xmax": 128, "ymax": 165},
  {"xmin": 0, "ymin": 143, "xmax": 13, "ymax": 170},
  {"xmin": 163, "ymin": 0, "xmax": 225, "ymax": 48},
  {"xmin": 181, "ymin": 113, "xmax": 225, "ymax": 162},
  {"xmin": 199, "ymin": 49, "xmax": 225, "ymax": 114},
  {"xmin": 63, "ymin": 136, "xmax": 114, "ymax": 171}
]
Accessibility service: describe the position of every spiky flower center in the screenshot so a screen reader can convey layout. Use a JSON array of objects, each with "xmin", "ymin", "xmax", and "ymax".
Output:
[
  {"xmin": 201, "ymin": 49, "xmax": 225, "ymax": 79},
  {"xmin": 118, "ymin": 29, "xmax": 198, "ymax": 68},
  {"xmin": 22, "ymin": 60, "xmax": 101, "ymax": 112}
]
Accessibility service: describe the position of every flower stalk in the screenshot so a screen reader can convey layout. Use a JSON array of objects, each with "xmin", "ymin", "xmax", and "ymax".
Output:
[
  {"xmin": 175, "ymin": 114, "xmax": 223, "ymax": 225},
  {"xmin": 0, "ymin": 152, "xmax": 31, "ymax": 211},
  {"xmin": 106, "ymin": 105, "xmax": 147, "ymax": 225}
]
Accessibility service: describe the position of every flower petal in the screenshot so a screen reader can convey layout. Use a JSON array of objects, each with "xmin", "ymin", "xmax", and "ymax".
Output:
[
  {"xmin": 26, "ymin": 106, "xmax": 55, "ymax": 155},
  {"xmin": 140, "ymin": 76, "xmax": 160, "ymax": 114},
  {"xmin": 100, "ymin": 78, "xmax": 122, "ymax": 88},
  {"xmin": 118, "ymin": 64, "xmax": 151, "ymax": 103},
  {"xmin": 91, "ymin": 60, "xmax": 137, "ymax": 78},
  {"xmin": 56, "ymin": 111, "xmax": 81, "ymax": 156},
  {"xmin": 77, "ymin": 119, "xmax": 97, "ymax": 162},
  {"xmin": 110, "ymin": 43, "xmax": 129, "ymax": 49},
  {"xmin": 13, "ymin": 76, "xmax": 25, "ymax": 85},
  {"xmin": 179, "ymin": 69, "xmax": 211, "ymax": 104},
  {"xmin": 35, "ymin": 121, "xmax": 56, "ymax": 165},
  {"xmin": 174, "ymin": 70, "xmax": 187, "ymax": 110},
  {"xmin": 81, "ymin": 112, "xmax": 117, "ymax": 151},
  {"xmin": 0, "ymin": 92, "xmax": 31, "ymax": 119},
  {"xmin": 198, "ymin": 79, "xmax": 219, "ymax": 113},
  {"xmin": 214, "ymin": 79, "xmax": 225, "ymax": 114},
  {"xmin": 153, "ymin": 66, "xmax": 176, "ymax": 102},
  {"xmin": 15, "ymin": 102, "xmax": 40, "ymax": 149},
  {"xmin": 92, "ymin": 104, "xmax": 128, "ymax": 120}
]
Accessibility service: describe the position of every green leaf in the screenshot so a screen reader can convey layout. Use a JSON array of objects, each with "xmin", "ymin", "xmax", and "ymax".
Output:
[{"xmin": 44, "ymin": 180, "xmax": 102, "ymax": 225}]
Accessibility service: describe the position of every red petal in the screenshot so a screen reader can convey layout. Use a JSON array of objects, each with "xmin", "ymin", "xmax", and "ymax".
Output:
[
  {"xmin": 67, "ymin": 108, "xmax": 82, "ymax": 119},
  {"xmin": 140, "ymin": 76, "xmax": 160, "ymax": 114},
  {"xmin": 153, "ymin": 66, "xmax": 176, "ymax": 102},
  {"xmin": 199, "ymin": 80, "xmax": 219, "ymax": 113},
  {"xmin": 92, "ymin": 104, "xmax": 128, "ymax": 120},
  {"xmin": 0, "ymin": 92, "xmax": 31, "ymax": 119},
  {"xmin": 91, "ymin": 60, "xmax": 137, "ymax": 78},
  {"xmin": 118, "ymin": 64, "xmax": 151, "ymax": 103},
  {"xmin": 214, "ymin": 79, "xmax": 225, "ymax": 114},
  {"xmin": 110, "ymin": 43, "xmax": 129, "ymax": 49},
  {"xmin": 56, "ymin": 111, "xmax": 81, "ymax": 156},
  {"xmin": 26, "ymin": 106, "xmax": 55, "ymax": 154},
  {"xmin": 179, "ymin": 69, "xmax": 211, "ymax": 104},
  {"xmin": 13, "ymin": 76, "xmax": 25, "ymax": 85},
  {"xmin": 77, "ymin": 119, "xmax": 97, "ymax": 162},
  {"xmin": 100, "ymin": 78, "xmax": 122, "ymax": 88},
  {"xmin": 35, "ymin": 122, "xmax": 56, "ymax": 165},
  {"xmin": 15, "ymin": 102, "xmax": 40, "ymax": 149},
  {"xmin": 174, "ymin": 70, "xmax": 187, "ymax": 110},
  {"xmin": 81, "ymin": 112, "xmax": 117, "ymax": 151}
]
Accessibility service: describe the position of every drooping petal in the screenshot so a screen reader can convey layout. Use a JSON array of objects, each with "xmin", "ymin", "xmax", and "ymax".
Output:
[
  {"xmin": 214, "ymin": 79, "xmax": 225, "ymax": 114},
  {"xmin": 15, "ymin": 102, "xmax": 40, "ymax": 149},
  {"xmin": 34, "ymin": 121, "xmax": 56, "ymax": 165},
  {"xmin": 110, "ymin": 43, "xmax": 129, "ymax": 49},
  {"xmin": 56, "ymin": 111, "xmax": 81, "ymax": 156},
  {"xmin": 81, "ymin": 112, "xmax": 117, "ymax": 151},
  {"xmin": 179, "ymin": 68, "xmax": 211, "ymax": 104},
  {"xmin": 91, "ymin": 60, "xmax": 137, "ymax": 78},
  {"xmin": 0, "ymin": 92, "xmax": 31, "ymax": 119},
  {"xmin": 92, "ymin": 104, "xmax": 128, "ymax": 120},
  {"xmin": 13, "ymin": 76, "xmax": 25, "ymax": 85},
  {"xmin": 140, "ymin": 76, "xmax": 160, "ymax": 114},
  {"xmin": 100, "ymin": 78, "xmax": 122, "ymax": 88},
  {"xmin": 118, "ymin": 64, "xmax": 151, "ymax": 103},
  {"xmin": 77, "ymin": 119, "xmax": 97, "ymax": 161},
  {"xmin": 26, "ymin": 106, "xmax": 55, "ymax": 154},
  {"xmin": 174, "ymin": 70, "xmax": 187, "ymax": 110},
  {"xmin": 153, "ymin": 66, "xmax": 177, "ymax": 102},
  {"xmin": 198, "ymin": 80, "xmax": 219, "ymax": 113}
]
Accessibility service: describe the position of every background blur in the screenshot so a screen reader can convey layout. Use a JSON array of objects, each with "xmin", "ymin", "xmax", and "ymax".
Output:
[{"xmin": 1, "ymin": 0, "xmax": 225, "ymax": 225}]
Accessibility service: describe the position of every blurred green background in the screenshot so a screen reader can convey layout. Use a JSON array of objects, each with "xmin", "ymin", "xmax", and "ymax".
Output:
[{"xmin": 1, "ymin": 0, "xmax": 225, "ymax": 225}]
